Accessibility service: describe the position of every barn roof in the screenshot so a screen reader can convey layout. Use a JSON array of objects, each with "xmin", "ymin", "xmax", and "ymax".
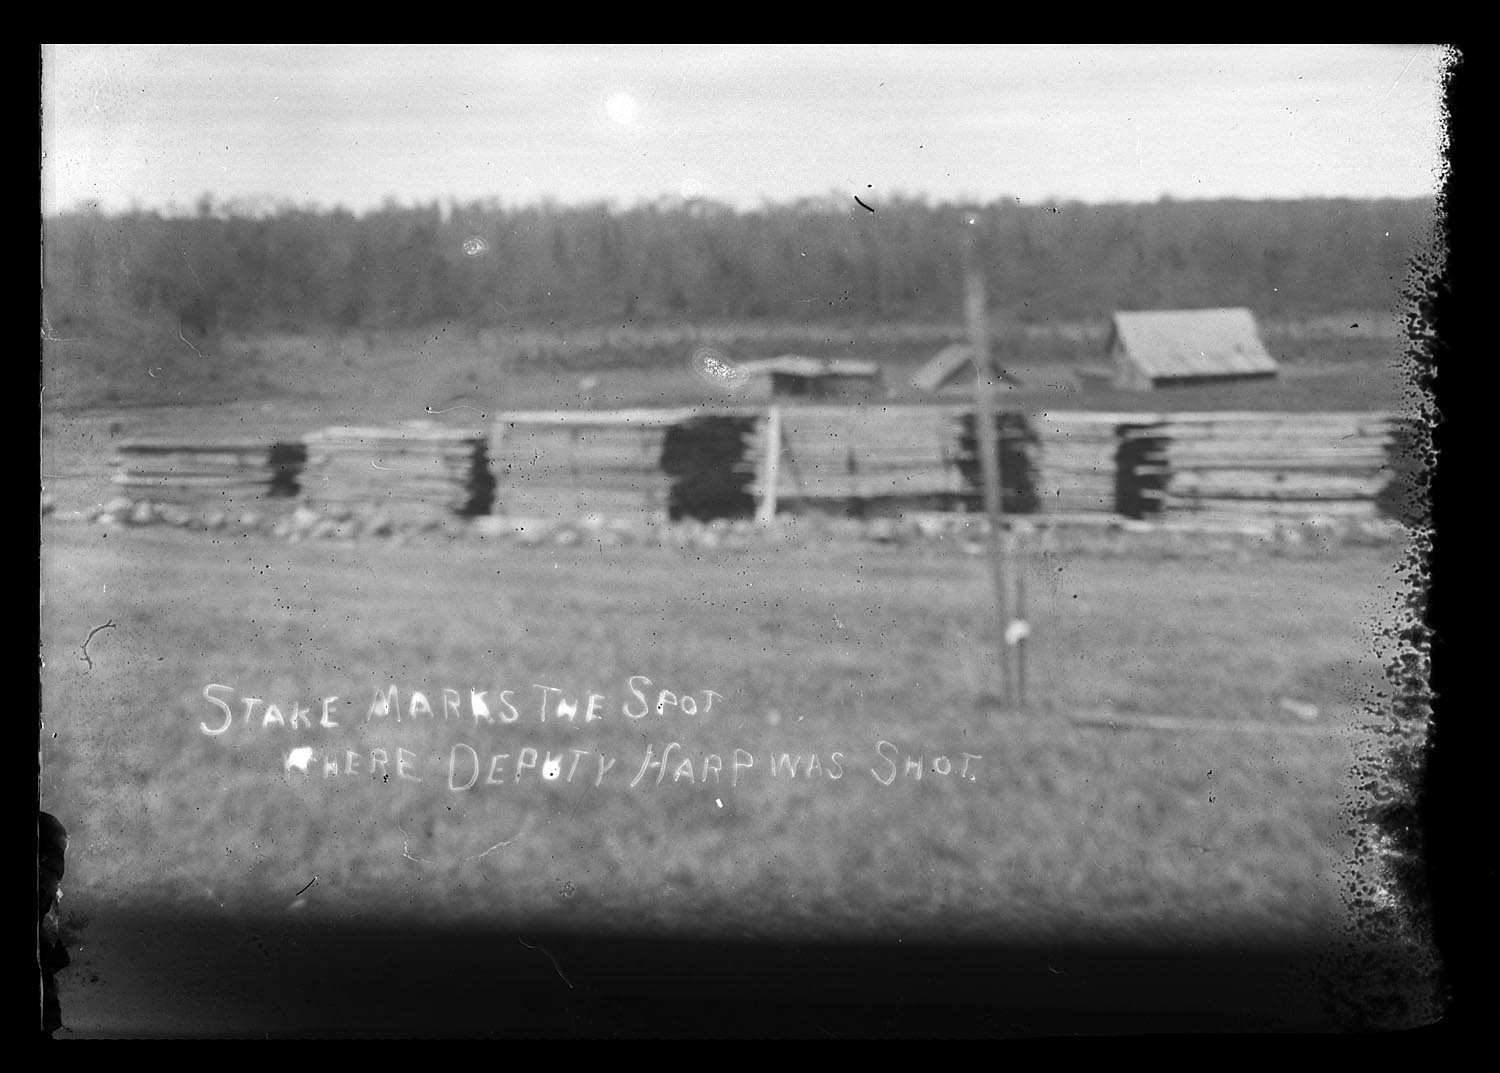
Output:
[
  {"xmin": 1108, "ymin": 309, "xmax": 1278, "ymax": 381},
  {"xmin": 910, "ymin": 344, "xmax": 1022, "ymax": 392}
]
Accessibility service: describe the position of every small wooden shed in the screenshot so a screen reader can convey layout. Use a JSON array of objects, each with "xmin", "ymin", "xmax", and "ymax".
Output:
[
  {"xmin": 1107, "ymin": 309, "xmax": 1279, "ymax": 390},
  {"xmin": 910, "ymin": 344, "xmax": 1023, "ymax": 395},
  {"xmin": 743, "ymin": 356, "xmax": 883, "ymax": 401}
]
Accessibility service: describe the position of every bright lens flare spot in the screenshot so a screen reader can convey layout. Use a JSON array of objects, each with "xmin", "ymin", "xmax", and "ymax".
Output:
[
  {"xmin": 689, "ymin": 347, "xmax": 750, "ymax": 392},
  {"xmin": 285, "ymin": 747, "xmax": 314, "ymax": 774},
  {"xmin": 604, "ymin": 92, "xmax": 641, "ymax": 126}
]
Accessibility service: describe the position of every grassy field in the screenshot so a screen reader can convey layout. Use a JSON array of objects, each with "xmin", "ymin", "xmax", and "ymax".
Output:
[
  {"xmin": 39, "ymin": 518, "xmax": 1403, "ymax": 945},
  {"xmin": 41, "ymin": 310, "xmax": 1415, "ymax": 414}
]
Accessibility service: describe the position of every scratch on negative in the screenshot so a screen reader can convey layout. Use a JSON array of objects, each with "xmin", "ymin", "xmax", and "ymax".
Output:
[
  {"xmin": 469, "ymin": 816, "xmax": 535, "ymax": 861},
  {"xmin": 398, "ymin": 829, "xmax": 429, "ymax": 864},
  {"xmin": 1377, "ymin": 45, "xmax": 1424, "ymax": 109},
  {"xmin": 180, "ymin": 250, "xmax": 204, "ymax": 290},
  {"xmin": 177, "ymin": 328, "xmax": 206, "ymax": 358},
  {"xmin": 79, "ymin": 619, "xmax": 117, "ymax": 672},
  {"xmin": 518, "ymin": 938, "xmax": 575, "ymax": 990},
  {"xmin": 400, "ymin": 817, "xmax": 532, "ymax": 866},
  {"xmin": 294, "ymin": 876, "xmax": 318, "ymax": 897}
]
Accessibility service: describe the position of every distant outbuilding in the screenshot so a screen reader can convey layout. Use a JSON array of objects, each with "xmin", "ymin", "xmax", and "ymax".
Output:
[
  {"xmin": 1107, "ymin": 309, "xmax": 1278, "ymax": 390},
  {"xmin": 910, "ymin": 344, "xmax": 1023, "ymax": 395},
  {"xmin": 742, "ymin": 356, "xmax": 883, "ymax": 401}
]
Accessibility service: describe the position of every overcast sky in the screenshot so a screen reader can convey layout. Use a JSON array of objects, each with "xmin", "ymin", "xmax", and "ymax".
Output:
[{"xmin": 41, "ymin": 44, "xmax": 1450, "ymax": 215}]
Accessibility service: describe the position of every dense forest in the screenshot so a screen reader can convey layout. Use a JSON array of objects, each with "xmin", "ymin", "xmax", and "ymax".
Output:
[{"xmin": 42, "ymin": 196, "xmax": 1437, "ymax": 333}]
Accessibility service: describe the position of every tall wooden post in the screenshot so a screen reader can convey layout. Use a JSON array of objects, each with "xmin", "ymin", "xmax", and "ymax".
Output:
[
  {"xmin": 756, "ymin": 405, "xmax": 782, "ymax": 525},
  {"xmin": 962, "ymin": 221, "xmax": 1013, "ymax": 709},
  {"xmin": 1014, "ymin": 573, "xmax": 1027, "ymax": 709}
]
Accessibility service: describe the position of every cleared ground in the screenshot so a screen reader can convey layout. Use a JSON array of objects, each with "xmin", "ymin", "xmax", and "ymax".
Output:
[
  {"xmin": 40, "ymin": 312, "xmax": 1415, "ymax": 417},
  {"xmin": 40, "ymin": 517, "xmax": 1403, "ymax": 945}
]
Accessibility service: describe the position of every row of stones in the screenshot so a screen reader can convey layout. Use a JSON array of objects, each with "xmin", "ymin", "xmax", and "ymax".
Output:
[{"xmin": 62, "ymin": 496, "xmax": 1410, "ymax": 551}]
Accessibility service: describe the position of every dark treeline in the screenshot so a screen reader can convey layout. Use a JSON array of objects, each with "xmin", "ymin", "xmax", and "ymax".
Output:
[{"xmin": 43, "ymin": 195, "xmax": 1435, "ymax": 333}]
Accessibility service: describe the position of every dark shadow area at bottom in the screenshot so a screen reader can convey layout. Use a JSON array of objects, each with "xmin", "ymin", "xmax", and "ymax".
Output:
[{"xmin": 45, "ymin": 909, "xmax": 1431, "ymax": 1037}]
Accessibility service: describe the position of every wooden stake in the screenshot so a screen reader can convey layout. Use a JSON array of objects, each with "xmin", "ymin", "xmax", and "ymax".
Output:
[
  {"xmin": 962, "ymin": 226, "xmax": 1012, "ymax": 709},
  {"xmin": 756, "ymin": 405, "xmax": 782, "ymax": 525},
  {"xmin": 1015, "ymin": 571, "xmax": 1028, "ymax": 711}
]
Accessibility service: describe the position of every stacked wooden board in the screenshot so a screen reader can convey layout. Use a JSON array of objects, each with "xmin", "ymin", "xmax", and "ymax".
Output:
[
  {"xmin": 111, "ymin": 440, "xmax": 300, "ymax": 508},
  {"xmin": 1374, "ymin": 414, "xmax": 1430, "ymax": 527},
  {"xmin": 491, "ymin": 410, "xmax": 696, "ymax": 522},
  {"xmin": 475, "ymin": 406, "xmax": 1417, "ymax": 528},
  {"xmin": 301, "ymin": 424, "xmax": 494, "ymax": 520},
  {"xmin": 1116, "ymin": 424, "xmax": 1173, "ymax": 519},
  {"xmin": 1030, "ymin": 412, "xmax": 1167, "ymax": 516},
  {"xmin": 754, "ymin": 405, "xmax": 967, "ymax": 513},
  {"xmin": 662, "ymin": 412, "xmax": 763, "ymax": 521},
  {"xmin": 1139, "ymin": 412, "xmax": 1402, "ymax": 522},
  {"xmin": 953, "ymin": 409, "xmax": 1039, "ymax": 514}
]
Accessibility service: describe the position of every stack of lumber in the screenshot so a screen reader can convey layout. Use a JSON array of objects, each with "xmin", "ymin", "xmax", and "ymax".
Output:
[
  {"xmin": 1116, "ymin": 424, "xmax": 1172, "ymax": 519},
  {"xmin": 301, "ymin": 424, "xmax": 494, "ymax": 520},
  {"xmin": 953, "ymin": 410, "xmax": 1040, "ymax": 514},
  {"xmin": 1374, "ymin": 414, "xmax": 1430, "ymax": 527},
  {"xmin": 1142, "ymin": 412, "xmax": 1401, "ymax": 522},
  {"xmin": 662, "ymin": 412, "xmax": 762, "ymax": 521},
  {"xmin": 268, "ymin": 442, "xmax": 309, "ymax": 498},
  {"xmin": 492, "ymin": 410, "xmax": 692, "ymax": 522},
  {"xmin": 110, "ymin": 440, "xmax": 286, "ymax": 508},
  {"xmin": 753, "ymin": 405, "xmax": 966, "ymax": 513},
  {"xmin": 1030, "ymin": 412, "xmax": 1167, "ymax": 515}
]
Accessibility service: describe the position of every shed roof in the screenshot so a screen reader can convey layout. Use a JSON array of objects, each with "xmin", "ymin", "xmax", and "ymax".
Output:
[
  {"xmin": 910, "ymin": 344, "xmax": 1022, "ymax": 392},
  {"xmin": 1108, "ymin": 309, "xmax": 1278, "ymax": 381}
]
